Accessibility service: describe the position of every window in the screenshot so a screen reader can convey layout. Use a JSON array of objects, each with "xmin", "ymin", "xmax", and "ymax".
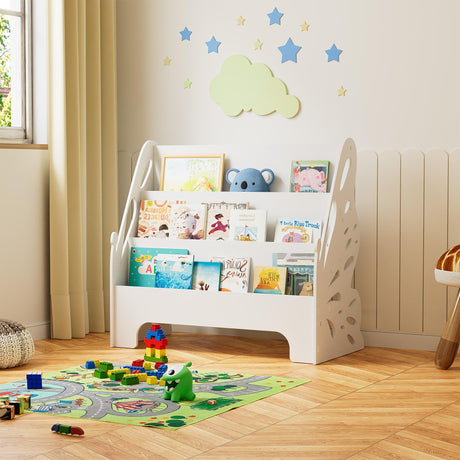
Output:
[{"xmin": 0, "ymin": 0, "xmax": 31, "ymax": 141}]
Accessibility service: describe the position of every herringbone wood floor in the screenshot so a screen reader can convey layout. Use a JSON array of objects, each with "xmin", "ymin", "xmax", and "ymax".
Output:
[{"xmin": 1, "ymin": 332, "xmax": 459, "ymax": 459}]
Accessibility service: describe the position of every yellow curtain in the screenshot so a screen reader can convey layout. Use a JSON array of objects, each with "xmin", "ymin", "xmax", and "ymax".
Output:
[{"xmin": 48, "ymin": 0, "xmax": 118, "ymax": 339}]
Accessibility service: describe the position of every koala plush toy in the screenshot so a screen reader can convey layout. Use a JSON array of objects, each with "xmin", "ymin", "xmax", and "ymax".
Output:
[{"xmin": 226, "ymin": 168, "xmax": 275, "ymax": 192}]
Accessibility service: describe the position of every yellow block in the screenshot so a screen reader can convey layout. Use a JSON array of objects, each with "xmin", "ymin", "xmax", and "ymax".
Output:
[
  {"xmin": 146, "ymin": 376, "xmax": 158, "ymax": 385},
  {"xmin": 94, "ymin": 360, "xmax": 100, "ymax": 367},
  {"xmin": 145, "ymin": 347, "xmax": 154, "ymax": 357},
  {"xmin": 155, "ymin": 348, "xmax": 166, "ymax": 358},
  {"xmin": 143, "ymin": 361, "xmax": 152, "ymax": 370},
  {"xmin": 159, "ymin": 378, "xmax": 165, "ymax": 386}
]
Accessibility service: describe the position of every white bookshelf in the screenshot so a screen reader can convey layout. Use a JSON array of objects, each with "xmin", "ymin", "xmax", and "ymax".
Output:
[{"xmin": 110, "ymin": 139, "xmax": 364, "ymax": 363}]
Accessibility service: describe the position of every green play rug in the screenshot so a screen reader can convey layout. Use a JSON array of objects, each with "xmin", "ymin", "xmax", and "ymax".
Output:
[{"xmin": 0, "ymin": 364, "xmax": 308, "ymax": 430}]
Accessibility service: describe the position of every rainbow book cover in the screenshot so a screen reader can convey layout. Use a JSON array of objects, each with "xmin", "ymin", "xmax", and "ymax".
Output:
[
  {"xmin": 128, "ymin": 247, "xmax": 189, "ymax": 287},
  {"xmin": 154, "ymin": 254, "xmax": 194, "ymax": 289},
  {"xmin": 252, "ymin": 266, "xmax": 287, "ymax": 295}
]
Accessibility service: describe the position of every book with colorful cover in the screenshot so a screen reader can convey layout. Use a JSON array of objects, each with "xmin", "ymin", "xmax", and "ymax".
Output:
[
  {"xmin": 274, "ymin": 218, "xmax": 322, "ymax": 244},
  {"xmin": 210, "ymin": 256, "xmax": 250, "ymax": 292},
  {"xmin": 229, "ymin": 209, "xmax": 267, "ymax": 242},
  {"xmin": 191, "ymin": 261, "xmax": 222, "ymax": 291},
  {"xmin": 169, "ymin": 203, "xmax": 207, "ymax": 240},
  {"xmin": 252, "ymin": 266, "xmax": 287, "ymax": 295},
  {"xmin": 273, "ymin": 253, "xmax": 315, "ymax": 296},
  {"xmin": 128, "ymin": 247, "xmax": 189, "ymax": 287},
  {"xmin": 290, "ymin": 160, "xmax": 330, "ymax": 193},
  {"xmin": 137, "ymin": 199, "xmax": 185, "ymax": 238},
  {"xmin": 205, "ymin": 202, "xmax": 249, "ymax": 241},
  {"xmin": 154, "ymin": 254, "xmax": 194, "ymax": 289}
]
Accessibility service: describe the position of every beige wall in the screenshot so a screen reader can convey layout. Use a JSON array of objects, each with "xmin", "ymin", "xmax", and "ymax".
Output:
[{"xmin": 0, "ymin": 148, "xmax": 49, "ymax": 339}]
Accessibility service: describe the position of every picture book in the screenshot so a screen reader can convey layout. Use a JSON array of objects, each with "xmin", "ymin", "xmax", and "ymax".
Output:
[
  {"xmin": 128, "ymin": 247, "xmax": 189, "ymax": 287},
  {"xmin": 273, "ymin": 253, "xmax": 315, "ymax": 296},
  {"xmin": 169, "ymin": 203, "xmax": 207, "ymax": 240},
  {"xmin": 210, "ymin": 256, "xmax": 250, "ymax": 292},
  {"xmin": 191, "ymin": 261, "xmax": 222, "ymax": 291},
  {"xmin": 274, "ymin": 218, "xmax": 322, "ymax": 244},
  {"xmin": 252, "ymin": 266, "xmax": 287, "ymax": 295},
  {"xmin": 137, "ymin": 199, "xmax": 185, "ymax": 238},
  {"xmin": 154, "ymin": 254, "xmax": 194, "ymax": 289},
  {"xmin": 205, "ymin": 201, "xmax": 249, "ymax": 241},
  {"xmin": 229, "ymin": 209, "xmax": 267, "ymax": 242},
  {"xmin": 290, "ymin": 160, "xmax": 330, "ymax": 193}
]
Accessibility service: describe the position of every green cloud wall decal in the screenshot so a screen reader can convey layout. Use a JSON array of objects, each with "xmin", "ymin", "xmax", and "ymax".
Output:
[{"xmin": 209, "ymin": 55, "xmax": 300, "ymax": 119}]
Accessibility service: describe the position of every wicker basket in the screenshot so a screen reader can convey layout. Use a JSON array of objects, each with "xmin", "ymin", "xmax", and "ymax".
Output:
[{"xmin": 0, "ymin": 319, "xmax": 35, "ymax": 369}]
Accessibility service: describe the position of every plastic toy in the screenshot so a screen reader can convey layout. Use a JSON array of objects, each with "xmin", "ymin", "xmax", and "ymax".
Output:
[
  {"xmin": 226, "ymin": 168, "xmax": 275, "ymax": 192},
  {"xmin": 434, "ymin": 244, "xmax": 460, "ymax": 369},
  {"xmin": 162, "ymin": 361, "xmax": 196, "ymax": 402},
  {"xmin": 51, "ymin": 423, "xmax": 84, "ymax": 436},
  {"xmin": 27, "ymin": 371, "xmax": 42, "ymax": 389}
]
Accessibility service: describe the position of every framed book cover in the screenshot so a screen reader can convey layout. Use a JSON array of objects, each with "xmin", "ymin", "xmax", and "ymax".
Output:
[
  {"xmin": 273, "ymin": 252, "xmax": 315, "ymax": 296},
  {"xmin": 211, "ymin": 256, "xmax": 250, "ymax": 292},
  {"xmin": 191, "ymin": 261, "xmax": 222, "ymax": 291},
  {"xmin": 137, "ymin": 199, "xmax": 185, "ymax": 238},
  {"xmin": 229, "ymin": 209, "xmax": 267, "ymax": 242},
  {"xmin": 160, "ymin": 154, "xmax": 225, "ymax": 192},
  {"xmin": 274, "ymin": 218, "xmax": 322, "ymax": 244},
  {"xmin": 252, "ymin": 266, "xmax": 287, "ymax": 295},
  {"xmin": 128, "ymin": 247, "xmax": 189, "ymax": 287},
  {"xmin": 205, "ymin": 202, "xmax": 249, "ymax": 241},
  {"xmin": 290, "ymin": 160, "xmax": 330, "ymax": 193},
  {"xmin": 154, "ymin": 254, "xmax": 194, "ymax": 289},
  {"xmin": 169, "ymin": 203, "xmax": 207, "ymax": 240}
]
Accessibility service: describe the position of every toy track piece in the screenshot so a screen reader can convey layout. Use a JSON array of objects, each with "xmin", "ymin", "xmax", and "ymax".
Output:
[{"xmin": 51, "ymin": 423, "xmax": 84, "ymax": 436}]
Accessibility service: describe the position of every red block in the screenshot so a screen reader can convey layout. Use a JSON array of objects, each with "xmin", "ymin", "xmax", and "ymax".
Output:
[
  {"xmin": 154, "ymin": 361, "xmax": 165, "ymax": 369},
  {"xmin": 150, "ymin": 324, "xmax": 161, "ymax": 331},
  {"xmin": 132, "ymin": 359, "xmax": 144, "ymax": 367},
  {"xmin": 154, "ymin": 338, "xmax": 168, "ymax": 349}
]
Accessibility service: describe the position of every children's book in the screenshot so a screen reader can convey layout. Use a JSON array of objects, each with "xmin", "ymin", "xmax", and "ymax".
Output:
[
  {"xmin": 252, "ymin": 266, "xmax": 287, "ymax": 295},
  {"xmin": 273, "ymin": 253, "xmax": 315, "ymax": 296},
  {"xmin": 210, "ymin": 257, "xmax": 250, "ymax": 292},
  {"xmin": 205, "ymin": 202, "xmax": 249, "ymax": 241},
  {"xmin": 137, "ymin": 199, "xmax": 185, "ymax": 238},
  {"xmin": 169, "ymin": 203, "xmax": 207, "ymax": 240},
  {"xmin": 290, "ymin": 160, "xmax": 330, "ymax": 193},
  {"xmin": 274, "ymin": 218, "xmax": 322, "ymax": 244},
  {"xmin": 229, "ymin": 209, "xmax": 267, "ymax": 242},
  {"xmin": 154, "ymin": 254, "xmax": 194, "ymax": 289},
  {"xmin": 128, "ymin": 247, "xmax": 189, "ymax": 287},
  {"xmin": 191, "ymin": 261, "xmax": 222, "ymax": 291}
]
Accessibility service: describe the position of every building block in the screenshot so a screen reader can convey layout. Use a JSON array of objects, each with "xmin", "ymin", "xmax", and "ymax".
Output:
[
  {"xmin": 16, "ymin": 395, "xmax": 30, "ymax": 410},
  {"xmin": 99, "ymin": 362, "xmax": 114, "ymax": 371},
  {"xmin": 145, "ymin": 347, "xmax": 154, "ymax": 357},
  {"xmin": 150, "ymin": 324, "xmax": 161, "ymax": 331},
  {"xmin": 10, "ymin": 401, "xmax": 24, "ymax": 415},
  {"xmin": 132, "ymin": 359, "xmax": 144, "ymax": 367},
  {"xmin": 155, "ymin": 348, "xmax": 167, "ymax": 358},
  {"xmin": 85, "ymin": 360, "xmax": 96, "ymax": 369},
  {"xmin": 27, "ymin": 372, "xmax": 43, "ymax": 389},
  {"xmin": 0, "ymin": 397, "xmax": 10, "ymax": 405},
  {"xmin": 110, "ymin": 370, "xmax": 127, "ymax": 381},
  {"xmin": 121, "ymin": 375, "xmax": 139, "ymax": 385},
  {"xmin": 94, "ymin": 369, "xmax": 108, "ymax": 379},
  {"xmin": 143, "ymin": 361, "xmax": 152, "ymax": 370},
  {"xmin": 146, "ymin": 375, "xmax": 158, "ymax": 385}
]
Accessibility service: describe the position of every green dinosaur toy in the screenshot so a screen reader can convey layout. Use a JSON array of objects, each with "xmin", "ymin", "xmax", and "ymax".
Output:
[{"xmin": 162, "ymin": 361, "xmax": 196, "ymax": 403}]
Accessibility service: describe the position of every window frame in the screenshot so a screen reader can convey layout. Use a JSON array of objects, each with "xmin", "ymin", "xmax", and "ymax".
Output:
[{"xmin": 0, "ymin": 0, "xmax": 32, "ymax": 143}]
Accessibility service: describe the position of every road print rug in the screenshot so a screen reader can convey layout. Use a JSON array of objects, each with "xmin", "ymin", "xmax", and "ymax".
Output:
[{"xmin": 0, "ymin": 364, "xmax": 308, "ymax": 430}]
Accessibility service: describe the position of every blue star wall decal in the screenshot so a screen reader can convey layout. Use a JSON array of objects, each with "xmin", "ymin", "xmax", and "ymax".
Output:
[
  {"xmin": 325, "ymin": 44, "xmax": 342, "ymax": 62},
  {"xmin": 267, "ymin": 7, "xmax": 283, "ymax": 25},
  {"xmin": 278, "ymin": 38, "xmax": 302, "ymax": 63},
  {"xmin": 206, "ymin": 36, "xmax": 221, "ymax": 53},
  {"xmin": 180, "ymin": 27, "xmax": 192, "ymax": 41}
]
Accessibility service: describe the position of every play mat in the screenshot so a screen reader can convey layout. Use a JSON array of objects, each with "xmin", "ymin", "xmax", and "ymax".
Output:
[{"xmin": 0, "ymin": 364, "xmax": 308, "ymax": 430}]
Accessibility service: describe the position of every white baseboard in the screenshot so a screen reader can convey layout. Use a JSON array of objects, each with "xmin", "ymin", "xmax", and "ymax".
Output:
[
  {"xmin": 24, "ymin": 321, "xmax": 50, "ymax": 341},
  {"xmin": 362, "ymin": 330, "xmax": 445, "ymax": 352}
]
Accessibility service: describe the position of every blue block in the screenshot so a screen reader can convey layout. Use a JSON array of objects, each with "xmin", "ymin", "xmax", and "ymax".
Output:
[
  {"xmin": 85, "ymin": 361, "xmax": 95, "ymax": 369},
  {"xmin": 27, "ymin": 372, "xmax": 43, "ymax": 389}
]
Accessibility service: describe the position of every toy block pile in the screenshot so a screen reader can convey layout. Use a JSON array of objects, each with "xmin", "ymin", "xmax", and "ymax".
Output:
[
  {"xmin": 0, "ymin": 394, "xmax": 31, "ymax": 421},
  {"xmin": 144, "ymin": 324, "xmax": 168, "ymax": 364}
]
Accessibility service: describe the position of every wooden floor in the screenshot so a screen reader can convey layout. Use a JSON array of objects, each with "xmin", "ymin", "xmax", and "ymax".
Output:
[{"xmin": 1, "ymin": 332, "xmax": 460, "ymax": 459}]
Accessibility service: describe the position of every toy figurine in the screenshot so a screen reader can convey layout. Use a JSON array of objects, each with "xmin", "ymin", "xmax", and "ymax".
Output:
[
  {"xmin": 226, "ymin": 168, "xmax": 275, "ymax": 192},
  {"xmin": 162, "ymin": 361, "xmax": 196, "ymax": 402}
]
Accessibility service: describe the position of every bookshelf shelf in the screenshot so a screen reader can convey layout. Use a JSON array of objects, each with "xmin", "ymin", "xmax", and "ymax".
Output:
[{"xmin": 110, "ymin": 139, "xmax": 364, "ymax": 363}]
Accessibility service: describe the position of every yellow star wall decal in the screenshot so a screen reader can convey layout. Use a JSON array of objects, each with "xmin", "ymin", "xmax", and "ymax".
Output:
[
  {"xmin": 337, "ymin": 85, "xmax": 347, "ymax": 96},
  {"xmin": 184, "ymin": 79, "xmax": 192, "ymax": 89},
  {"xmin": 237, "ymin": 16, "xmax": 245, "ymax": 26},
  {"xmin": 163, "ymin": 56, "xmax": 171, "ymax": 66},
  {"xmin": 300, "ymin": 21, "xmax": 310, "ymax": 31},
  {"xmin": 254, "ymin": 39, "xmax": 263, "ymax": 50}
]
